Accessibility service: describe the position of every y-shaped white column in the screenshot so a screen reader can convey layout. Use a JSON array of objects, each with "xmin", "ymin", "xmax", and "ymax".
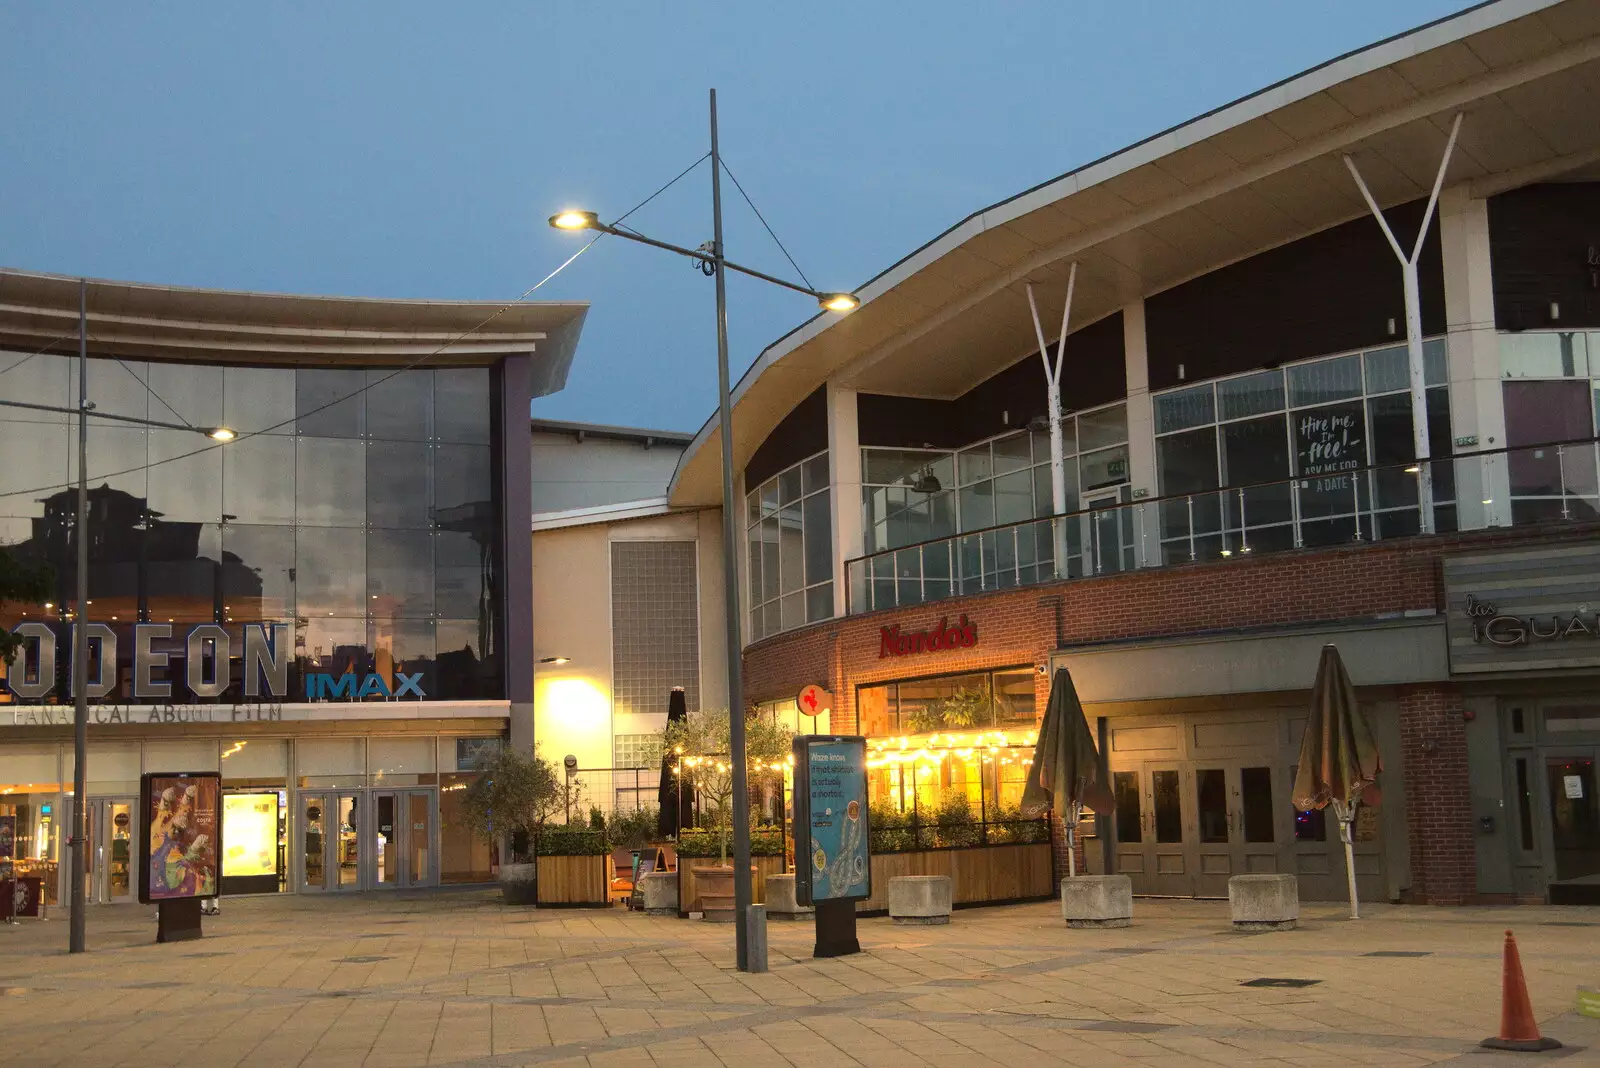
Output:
[{"xmin": 1026, "ymin": 263, "xmax": 1077, "ymax": 577}]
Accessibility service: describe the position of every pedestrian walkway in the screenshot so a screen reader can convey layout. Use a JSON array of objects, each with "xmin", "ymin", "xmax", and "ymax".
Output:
[{"xmin": 3, "ymin": 892, "xmax": 1597, "ymax": 1066}]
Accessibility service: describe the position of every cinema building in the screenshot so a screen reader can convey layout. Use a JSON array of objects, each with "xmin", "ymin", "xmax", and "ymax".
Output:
[
  {"xmin": 0, "ymin": 269, "xmax": 584, "ymax": 905},
  {"xmin": 667, "ymin": 0, "xmax": 1600, "ymax": 905}
]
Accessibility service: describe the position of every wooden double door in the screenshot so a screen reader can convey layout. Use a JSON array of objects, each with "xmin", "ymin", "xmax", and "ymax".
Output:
[{"xmin": 1104, "ymin": 711, "xmax": 1384, "ymax": 900}]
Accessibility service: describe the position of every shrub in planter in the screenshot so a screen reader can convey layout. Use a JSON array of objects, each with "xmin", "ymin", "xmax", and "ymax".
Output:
[
  {"xmin": 536, "ymin": 825, "xmax": 609, "ymax": 856},
  {"xmin": 869, "ymin": 801, "xmax": 915, "ymax": 854},
  {"xmin": 606, "ymin": 806, "xmax": 660, "ymax": 853},
  {"xmin": 676, "ymin": 826, "xmax": 784, "ymax": 858},
  {"xmin": 455, "ymin": 746, "xmax": 562, "ymax": 905},
  {"xmin": 933, "ymin": 793, "xmax": 981, "ymax": 849}
]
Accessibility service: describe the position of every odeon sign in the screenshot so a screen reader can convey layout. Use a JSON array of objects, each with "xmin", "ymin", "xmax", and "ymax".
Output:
[{"xmin": 4, "ymin": 622, "xmax": 426, "ymax": 701}]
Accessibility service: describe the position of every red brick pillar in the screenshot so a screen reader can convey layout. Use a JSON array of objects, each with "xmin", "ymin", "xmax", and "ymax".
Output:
[{"xmin": 1397, "ymin": 684, "xmax": 1476, "ymax": 905}]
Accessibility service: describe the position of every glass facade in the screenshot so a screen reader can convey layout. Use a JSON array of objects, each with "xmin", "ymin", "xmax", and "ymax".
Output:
[
  {"xmin": 1153, "ymin": 339, "xmax": 1452, "ymax": 560},
  {"xmin": 1500, "ymin": 330, "xmax": 1600, "ymax": 522},
  {"xmin": 0, "ymin": 352, "xmax": 504, "ymax": 703},
  {"xmin": 862, "ymin": 402, "xmax": 1130, "ymax": 556},
  {"xmin": 745, "ymin": 451, "xmax": 833, "ymax": 642}
]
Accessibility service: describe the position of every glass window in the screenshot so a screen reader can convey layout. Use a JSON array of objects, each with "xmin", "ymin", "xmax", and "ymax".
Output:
[
  {"xmin": 1240, "ymin": 766, "xmax": 1274, "ymax": 843},
  {"xmin": 223, "ymin": 433, "xmax": 295, "ymax": 525},
  {"xmin": 993, "ymin": 432, "xmax": 1032, "ymax": 474},
  {"xmin": 365, "ymin": 370, "xmax": 431, "ymax": 442},
  {"xmin": 1158, "ymin": 427, "xmax": 1218, "ymax": 494},
  {"xmin": 958, "ymin": 445, "xmax": 993, "ymax": 485},
  {"xmin": 1196, "ymin": 768, "xmax": 1228, "ymax": 843},
  {"xmin": 148, "ymin": 429, "xmax": 222, "ymax": 523},
  {"xmin": 148, "ymin": 363, "xmax": 222, "ymax": 430},
  {"xmin": 1113, "ymin": 771, "xmax": 1142, "ymax": 843},
  {"xmin": 223, "ymin": 524, "xmax": 296, "ymax": 620},
  {"xmin": 1288, "ymin": 354, "xmax": 1363, "ymax": 407},
  {"xmin": 296, "ymin": 369, "xmax": 365, "ymax": 439},
  {"xmin": 745, "ymin": 450, "xmax": 832, "ymax": 639},
  {"xmin": 434, "ymin": 369, "xmax": 490, "ymax": 444},
  {"xmin": 223, "ymin": 367, "xmax": 296, "ymax": 436},
  {"xmin": 1364, "ymin": 345, "xmax": 1409, "ymax": 394},
  {"xmin": 367, "ymin": 442, "xmax": 432, "ymax": 529},
  {"xmin": 1501, "ymin": 331, "xmax": 1588, "ymax": 379},
  {"xmin": 801, "ymin": 453, "xmax": 829, "ymax": 495},
  {"xmin": 1155, "ymin": 384, "xmax": 1214, "ymax": 434},
  {"xmin": 897, "ymin": 673, "xmax": 992, "ymax": 733},
  {"xmin": 1220, "ymin": 416, "xmax": 1289, "ymax": 486},
  {"xmin": 1152, "ymin": 769, "xmax": 1182, "ymax": 843},
  {"xmin": 858, "ymin": 684, "xmax": 896, "ymax": 737},
  {"xmin": 295, "ymin": 527, "xmax": 367, "ymax": 618},
  {"xmin": 368, "ymin": 530, "xmax": 434, "ymax": 617},
  {"xmin": 295, "ymin": 438, "xmax": 366, "ymax": 527},
  {"xmin": 802, "ymin": 490, "xmax": 831, "ymax": 586},
  {"xmin": 992, "ymin": 671, "xmax": 1036, "ymax": 726},
  {"xmin": 1293, "ymin": 400, "xmax": 1366, "ymax": 477},
  {"xmin": 1080, "ymin": 444, "xmax": 1129, "ymax": 491},
  {"xmin": 1077, "ymin": 403, "xmax": 1127, "ymax": 451},
  {"xmin": 436, "ymin": 530, "xmax": 492, "ymax": 620},
  {"xmin": 434, "ymin": 444, "xmax": 492, "ymax": 515},
  {"xmin": 1217, "ymin": 370, "xmax": 1285, "ymax": 420}
]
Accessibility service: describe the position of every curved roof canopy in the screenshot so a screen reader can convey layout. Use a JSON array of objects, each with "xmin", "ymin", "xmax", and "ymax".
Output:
[
  {"xmin": 0, "ymin": 269, "xmax": 589, "ymax": 398},
  {"xmin": 670, "ymin": 0, "xmax": 1600, "ymax": 507}
]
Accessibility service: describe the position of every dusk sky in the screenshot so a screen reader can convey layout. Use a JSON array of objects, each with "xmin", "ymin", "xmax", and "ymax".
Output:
[{"xmin": 2, "ymin": 2, "xmax": 1473, "ymax": 434}]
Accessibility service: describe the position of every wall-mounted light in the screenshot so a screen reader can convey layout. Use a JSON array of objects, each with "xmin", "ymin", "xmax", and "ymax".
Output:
[
  {"xmin": 1386, "ymin": 317, "xmax": 1397, "ymax": 337},
  {"xmin": 1550, "ymin": 301, "xmax": 1561, "ymax": 322},
  {"xmin": 539, "ymin": 656, "xmax": 571, "ymax": 665}
]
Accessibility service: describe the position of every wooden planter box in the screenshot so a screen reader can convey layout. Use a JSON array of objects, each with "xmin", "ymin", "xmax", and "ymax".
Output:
[
  {"xmin": 677, "ymin": 854, "xmax": 786, "ymax": 916},
  {"xmin": 854, "ymin": 843, "xmax": 1052, "ymax": 914},
  {"xmin": 535, "ymin": 855, "xmax": 611, "ymax": 907}
]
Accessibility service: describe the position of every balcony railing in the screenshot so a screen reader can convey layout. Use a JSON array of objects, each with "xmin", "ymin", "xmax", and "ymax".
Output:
[{"xmin": 845, "ymin": 438, "xmax": 1600, "ymax": 614}]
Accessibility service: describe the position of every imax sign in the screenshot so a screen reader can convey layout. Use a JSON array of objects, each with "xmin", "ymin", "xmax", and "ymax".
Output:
[{"xmin": 5, "ymin": 622, "xmax": 426, "ymax": 701}]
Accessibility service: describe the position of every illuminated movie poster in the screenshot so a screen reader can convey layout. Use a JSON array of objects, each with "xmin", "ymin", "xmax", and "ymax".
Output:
[
  {"xmin": 138, "ymin": 772, "xmax": 221, "ymax": 903},
  {"xmin": 792, "ymin": 736, "xmax": 871, "ymax": 906},
  {"xmin": 222, "ymin": 794, "xmax": 278, "ymax": 879}
]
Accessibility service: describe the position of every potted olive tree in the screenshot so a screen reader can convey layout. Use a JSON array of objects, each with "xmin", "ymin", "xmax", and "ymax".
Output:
[
  {"xmin": 457, "ymin": 746, "xmax": 561, "ymax": 905},
  {"xmin": 664, "ymin": 707, "xmax": 793, "ymax": 919}
]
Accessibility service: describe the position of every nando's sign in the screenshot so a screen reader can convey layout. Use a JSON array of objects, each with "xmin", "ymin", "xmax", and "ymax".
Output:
[
  {"xmin": 879, "ymin": 614, "xmax": 979, "ymax": 659},
  {"xmin": 4, "ymin": 622, "xmax": 426, "ymax": 701}
]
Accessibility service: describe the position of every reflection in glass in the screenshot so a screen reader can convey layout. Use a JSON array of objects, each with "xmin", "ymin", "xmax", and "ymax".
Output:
[
  {"xmin": 222, "ymin": 524, "xmax": 294, "ymax": 621},
  {"xmin": 434, "ymin": 444, "xmax": 492, "ymax": 513},
  {"xmin": 366, "ymin": 370, "xmax": 432, "ymax": 441},
  {"xmin": 223, "ymin": 433, "xmax": 296, "ymax": 525},
  {"xmin": 1197, "ymin": 768, "xmax": 1228, "ymax": 843},
  {"xmin": 368, "ymin": 530, "xmax": 433, "ymax": 617},
  {"xmin": 368, "ymin": 442, "xmax": 432, "ymax": 528},
  {"xmin": 223, "ymin": 366, "xmax": 297, "ymax": 436},
  {"xmin": 295, "ymin": 437, "xmax": 366, "ymax": 526},
  {"xmin": 149, "ymin": 362, "xmax": 223, "ymax": 429},
  {"xmin": 1240, "ymin": 766, "xmax": 1274, "ymax": 843},
  {"xmin": 336, "ymin": 795, "xmax": 359, "ymax": 888},
  {"xmin": 434, "ymin": 368, "xmax": 490, "ymax": 443},
  {"xmin": 302, "ymin": 795, "xmax": 326, "ymax": 891},
  {"xmin": 1152, "ymin": 769, "xmax": 1182, "ymax": 843},
  {"xmin": 295, "ymin": 528, "xmax": 366, "ymax": 617},
  {"xmin": 1114, "ymin": 771, "xmax": 1142, "ymax": 843},
  {"xmin": 148, "ymin": 429, "xmax": 223, "ymax": 523},
  {"xmin": 297, "ymin": 369, "xmax": 365, "ymax": 439}
]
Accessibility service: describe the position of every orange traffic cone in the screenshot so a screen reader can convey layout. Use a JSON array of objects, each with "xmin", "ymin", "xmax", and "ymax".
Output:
[{"xmin": 1480, "ymin": 929, "xmax": 1561, "ymax": 1052}]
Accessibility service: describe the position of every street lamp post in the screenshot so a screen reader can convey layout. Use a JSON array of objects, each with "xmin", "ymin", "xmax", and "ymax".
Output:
[{"xmin": 551, "ymin": 90, "xmax": 856, "ymax": 971}]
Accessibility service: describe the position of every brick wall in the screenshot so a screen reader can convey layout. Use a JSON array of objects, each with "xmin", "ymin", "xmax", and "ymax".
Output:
[{"xmin": 1398, "ymin": 684, "xmax": 1477, "ymax": 905}]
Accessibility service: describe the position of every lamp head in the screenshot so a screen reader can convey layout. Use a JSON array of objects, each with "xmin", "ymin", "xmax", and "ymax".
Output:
[
  {"xmin": 549, "ymin": 210, "xmax": 600, "ymax": 231},
  {"xmin": 208, "ymin": 426, "xmax": 237, "ymax": 442},
  {"xmin": 818, "ymin": 292, "xmax": 859, "ymax": 313}
]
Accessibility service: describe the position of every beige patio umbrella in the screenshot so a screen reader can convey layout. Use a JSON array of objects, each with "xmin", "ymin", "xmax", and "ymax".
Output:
[
  {"xmin": 1022, "ymin": 668, "xmax": 1113, "ymax": 877},
  {"xmin": 1292, "ymin": 644, "xmax": 1382, "ymax": 919}
]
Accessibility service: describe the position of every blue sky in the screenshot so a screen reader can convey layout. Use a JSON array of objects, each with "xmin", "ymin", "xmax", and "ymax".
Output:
[{"xmin": 1, "ymin": 2, "xmax": 1473, "ymax": 433}]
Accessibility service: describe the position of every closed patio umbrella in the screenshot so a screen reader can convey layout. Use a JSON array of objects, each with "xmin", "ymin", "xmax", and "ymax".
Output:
[
  {"xmin": 1292, "ymin": 644, "xmax": 1382, "ymax": 919},
  {"xmin": 1021, "ymin": 668, "xmax": 1113, "ymax": 877},
  {"xmin": 657, "ymin": 688, "xmax": 695, "ymax": 839}
]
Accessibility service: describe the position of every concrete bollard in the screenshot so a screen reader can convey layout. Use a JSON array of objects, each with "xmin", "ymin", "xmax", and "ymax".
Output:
[
  {"xmin": 746, "ymin": 904, "xmax": 769, "ymax": 973},
  {"xmin": 1060, "ymin": 874, "xmax": 1133, "ymax": 928},
  {"xmin": 763, "ymin": 874, "xmax": 814, "ymax": 921},
  {"xmin": 1229, "ymin": 874, "xmax": 1299, "ymax": 931},
  {"xmin": 888, "ymin": 875, "xmax": 953, "ymax": 925},
  {"xmin": 638, "ymin": 871, "xmax": 679, "ymax": 916}
]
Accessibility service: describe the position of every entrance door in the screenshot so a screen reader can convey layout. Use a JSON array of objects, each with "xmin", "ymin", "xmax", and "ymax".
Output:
[
  {"xmin": 372, "ymin": 790, "xmax": 436, "ymax": 889},
  {"xmin": 1083, "ymin": 490, "xmax": 1134, "ymax": 575},
  {"xmin": 1545, "ymin": 751, "xmax": 1600, "ymax": 892},
  {"xmin": 299, "ymin": 792, "xmax": 361, "ymax": 892},
  {"xmin": 88, "ymin": 799, "xmax": 136, "ymax": 904},
  {"xmin": 1190, "ymin": 764, "xmax": 1282, "ymax": 898},
  {"xmin": 1111, "ymin": 765, "xmax": 1190, "ymax": 895}
]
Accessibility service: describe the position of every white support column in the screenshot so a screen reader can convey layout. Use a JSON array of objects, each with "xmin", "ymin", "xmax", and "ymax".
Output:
[
  {"xmin": 1439, "ymin": 185, "xmax": 1510, "ymax": 529},
  {"xmin": 1123, "ymin": 300, "xmax": 1159, "ymax": 566},
  {"xmin": 827, "ymin": 381, "xmax": 863, "ymax": 618}
]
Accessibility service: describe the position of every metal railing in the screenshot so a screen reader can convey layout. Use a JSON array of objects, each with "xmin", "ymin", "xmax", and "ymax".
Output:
[{"xmin": 845, "ymin": 438, "xmax": 1600, "ymax": 614}]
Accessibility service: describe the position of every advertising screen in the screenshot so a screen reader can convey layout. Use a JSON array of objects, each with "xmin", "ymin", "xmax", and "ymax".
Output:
[
  {"xmin": 139, "ymin": 772, "xmax": 221, "ymax": 903},
  {"xmin": 792, "ymin": 736, "xmax": 871, "ymax": 905},
  {"xmin": 222, "ymin": 794, "xmax": 278, "ymax": 879}
]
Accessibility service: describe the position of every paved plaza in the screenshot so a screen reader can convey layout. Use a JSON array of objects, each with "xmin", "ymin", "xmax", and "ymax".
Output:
[{"xmin": 3, "ymin": 891, "xmax": 1598, "ymax": 1067}]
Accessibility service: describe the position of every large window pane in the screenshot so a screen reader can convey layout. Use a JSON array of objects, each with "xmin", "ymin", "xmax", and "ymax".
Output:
[
  {"xmin": 1217, "ymin": 370, "xmax": 1284, "ymax": 420},
  {"xmin": 994, "ymin": 469, "xmax": 1034, "ymax": 525},
  {"xmin": 435, "ymin": 530, "xmax": 492, "ymax": 620},
  {"xmin": 368, "ymin": 529, "xmax": 434, "ymax": 617},
  {"xmin": 2, "ymin": 350, "xmax": 71, "ymax": 411},
  {"xmin": 366, "ymin": 370, "xmax": 432, "ymax": 442},
  {"xmin": 778, "ymin": 502, "xmax": 804, "ymax": 594},
  {"xmin": 958, "ymin": 445, "xmax": 993, "ymax": 485},
  {"xmin": 371, "ymin": 618, "xmax": 435, "ymax": 695},
  {"xmin": 1293, "ymin": 400, "xmax": 1366, "ymax": 477},
  {"xmin": 296, "ymin": 438, "xmax": 366, "ymax": 526},
  {"xmin": 148, "ymin": 363, "xmax": 222, "ymax": 430},
  {"xmin": 295, "ymin": 527, "xmax": 366, "ymax": 617},
  {"xmin": 367, "ymin": 441, "xmax": 432, "ymax": 529},
  {"xmin": 1221, "ymin": 415, "xmax": 1289, "ymax": 484},
  {"xmin": 223, "ymin": 367, "xmax": 296, "ymax": 436},
  {"xmin": 223, "ymin": 524, "xmax": 296, "ymax": 620},
  {"xmin": 1077, "ymin": 403, "xmax": 1127, "ymax": 451},
  {"xmin": 992, "ymin": 671, "xmax": 1036, "ymax": 726},
  {"xmin": 802, "ymin": 489, "xmax": 831, "ymax": 587},
  {"xmin": 296, "ymin": 369, "xmax": 365, "ymax": 439},
  {"xmin": 434, "ymin": 369, "xmax": 489, "ymax": 444},
  {"xmin": 1080, "ymin": 445, "xmax": 1129, "ymax": 491},
  {"xmin": 959, "ymin": 481, "xmax": 995, "ymax": 532},
  {"xmin": 145, "ymin": 521, "xmax": 222, "ymax": 624},
  {"xmin": 79, "ymin": 425, "xmax": 148, "ymax": 504},
  {"xmin": 434, "ymin": 444, "xmax": 492, "ymax": 515},
  {"xmin": 148, "ymin": 429, "xmax": 222, "ymax": 523},
  {"xmin": 0, "ymin": 418, "xmax": 70, "ymax": 515},
  {"xmin": 1288, "ymin": 354, "xmax": 1362, "ymax": 407},
  {"xmin": 1158, "ymin": 427, "xmax": 1217, "ymax": 494},
  {"xmin": 437, "ymin": 618, "xmax": 500, "ymax": 697},
  {"xmin": 1501, "ymin": 331, "xmax": 1588, "ymax": 379},
  {"xmin": 1363, "ymin": 345, "xmax": 1409, "ymax": 394},
  {"xmin": 993, "ymin": 432, "xmax": 1032, "ymax": 474},
  {"xmin": 1154, "ymin": 384, "xmax": 1214, "ymax": 434},
  {"xmin": 223, "ymin": 432, "xmax": 295, "ymax": 525}
]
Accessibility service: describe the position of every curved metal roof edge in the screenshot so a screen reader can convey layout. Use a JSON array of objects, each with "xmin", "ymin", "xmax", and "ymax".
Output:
[{"xmin": 666, "ymin": 0, "xmax": 1553, "ymax": 504}]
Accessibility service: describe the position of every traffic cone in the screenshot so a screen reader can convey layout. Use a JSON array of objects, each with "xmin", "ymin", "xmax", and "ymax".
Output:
[{"xmin": 1480, "ymin": 929, "xmax": 1562, "ymax": 1052}]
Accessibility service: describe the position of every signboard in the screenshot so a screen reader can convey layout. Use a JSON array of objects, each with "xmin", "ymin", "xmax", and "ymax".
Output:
[
  {"xmin": 221, "ymin": 793, "xmax": 280, "ymax": 894},
  {"xmin": 879, "ymin": 614, "xmax": 978, "ymax": 659},
  {"xmin": 1565, "ymin": 775, "xmax": 1585, "ymax": 800},
  {"xmin": 138, "ymin": 772, "xmax": 221, "ymax": 903},
  {"xmin": 797, "ymin": 684, "xmax": 832, "ymax": 716},
  {"xmin": 791, "ymin": 735, "xmax": 871, "ymax": 906},
  {"xmin": 1443, "ymin": 544, "xmax": 1600, "ymax": 674}
]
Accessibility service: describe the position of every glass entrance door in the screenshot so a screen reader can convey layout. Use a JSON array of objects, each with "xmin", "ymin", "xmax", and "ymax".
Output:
[
  {"xmin": 1546, "ymin": 751, "xmax": 1600, "ymax": 886},
  {"xmin": 1191, "ymin": 765, "xmax": 1281, "ymax": 898},
  {"xmin": 1111, "ymin": 765, "xmax": 1190, "ymax": 895},
  {"xmin": 299, "ymin": 792, "xmax": 360, "ymax": 892},
  {"xmin": 372, "ymin": 790, "xmax": 436, "ymax": 889},
  {"xmin": 88, "ymin": 799, "xmax": 136, "ymax": 904}
]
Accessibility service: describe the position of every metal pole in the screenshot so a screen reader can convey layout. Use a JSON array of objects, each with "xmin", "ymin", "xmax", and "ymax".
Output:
[
  {"xmin": 709, "ymin": 88, "xmax": 753, "ymax": 972},
  {"xmin": 69, "ymin": 278, "xmax": 89, "ymax": 954}
]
